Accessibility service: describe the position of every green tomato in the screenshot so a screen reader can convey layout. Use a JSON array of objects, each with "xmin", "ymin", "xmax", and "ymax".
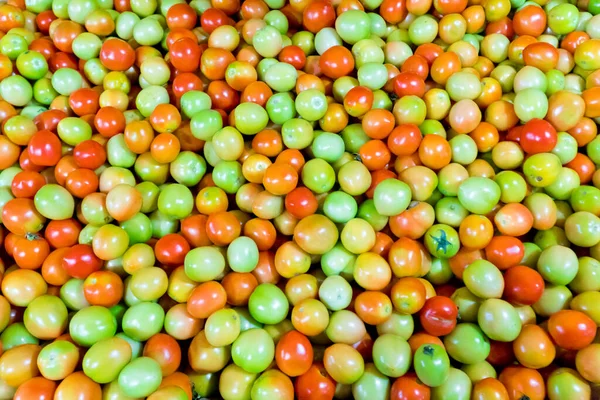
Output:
[
  {"xmin": 461, "ymin": 361, "xmax": 497, "ymax": 383},
  {"xmin": 544, "ymin": 168, "xmax": 580, "ymax": 200},
  {"xmin": 514, "ymin": 88, "xmax": 548, "ymax": 122},
  {"xmin": 352, "ymin": 363, "xmax": 391, "ymax": 400},
  {"xmin": 523, "ymin": 152, "xmax": 562, "ymax": 188},
  {"xmin": 323, "ymin": 191, "xmax": 358, "ymax": 223},
  {"xmin": 122, "ymin": 302, "xmax": 165, "ymax": 341},
  {"xmin": 295, "ymin": 89, "xmax": 328, "ymax": 121},
  {"xmin": 435, "ymin": 197, "xmax": 469, "ymax": 227},
  {"xmin": 372, "ymin": 334, "xmax": 411, "ymax": 378},
  {"xmin": 60, "ymin": 278, "xmax": 90, "ymax": 310},
  {"xmin": 478, "ymin": 299, "xmax": 522, "ymax": 342},
  {"xmin": 425, "ymin": 224, "xmax": 460, "ymax": 259},
  {"xmin": 67, "ymin": 0, "xmax": 99, "ymax": 24},
  {"xmin": 376, "ymin": 311, "xmax": 414, "ymax": 340},
  {"xmin": 34, "ymin": 184, "xmax": 75, "ymax": 220},
  {"xmin": 72, "ymin": 33, "xmax": 102, "ymax": 60},
  {"xmin": 33, "ymin": 78, "xmax": 59, "ymax": 105},
  {"xmin": 0, "ymin": 34, "xmax": 28, "ymax": 60},
  {"xmin": 264, "ymin": 61, "xmax": 297, "ymax": 92},
  {"xmin": 133, "ymin": 17, "xmax": 164, "ymax": 45},
  {"xmin": 22, "ymin": 294, "xmax": 68, "ymax": 341},
  {"xmin": 451, "ymin": 287, "xmax": 482, "ymax": 323},
  {"xmin": 57, "ymin": 117, "xmax": 93, "ymax": 146},
  {"xmin": 37, "ymin": 340, "xmax": 78, "ymax": 380},
  {"xmin": 136, "ymin": 85, "xmax": 169, "ymax": 117},
  {"xmin": 373, "ymin": 178, "xmax": 412, "ymax": 217},
  {"xmin": 227, "ymin": 236, "xmax": 259, "ymax": 273},
  {"xmin": 514, "ymin": 66, "xmax": 547, "ymax": 93},
  {"xmin": 570, "ymin": 185, "xmax": 600, "ymax": 215},
  {"xmin": 414, "ymin": 344, "xmax": 450, "ymax": 387},
  {"xmin": 69, "ymin": 306, "xmax": 117, "ymax": 347},
  {"xmin": 408, "ymin": 15, "xmax": 439, "ymax": 45},
  {"xmin": 537, "ymin": 245, "xmax": 579, "ymax": 285},
  {"xmin": 431, "ymin": 368, "xmax": 472, "ymax": 400},
  {"xmin": 51, "ymin": 68, "xmax": 83, "ymax": 96},
  {"xmin": 319, "ymin": 275, "xmax": 353, "ymax": 311},
  {"xmin": 118, "ymin": 357, "xmax": 162, "ymax": 398},
  {"xmin": 253, "ymin": 26, "xmax": 283, "ymax": 58},
  {"xmin": 0, "ymin": 322, "xmax": 39, "ymax": 350},
  {"xmin": 157, "ymin": 184, "xmax": 194, "ymax": 219},
  {"xmin": 266, "ymin": 92, "xmax": 296, "ymax": 125},
  {"xmin": 190, "ymin": 109, "xmax": 223, "ymax": 141},
  {"xmin": 302, "ymin": 158, "xmax": 336, "ymax": 194},
  {"xmin": 170, "ymin": 152, "xmax": 207, "ymax": 187},
  {"xmin": 548, "ymin": 3, "xmax": 579, "ymax": 34},
  {"xmin": 532, "ymin": 284, "xmax": 573, "ymax": 317},
  {"xmin": 311, "ymin": 132, "xmax": 345, "ymax": 163},
  {"xmin": 213, "ymin": 160, "xmax": 246, "ymax": 194},
  {"xmin": 185, "ymin": 246, "xmax": 226, "ymax": 282},
  {"xmin": 248, "ymin": 283, "xmax": 289, "ymax": 325},
  {"xmin": 205, "ymin": 308, "xmax": 242, "ymax": 347},
  {"xmin": 449, "ymin": 134, "xmax": 478, "ymax": 165},
  {"xmin": 232, "ymin": 328, "xmax": 275, "ymax": 374},
  {"xmin": 83, "ymin": 337, "xmax": 132, "ymax": 383},
  {"xmin": 16, "ymin": 50, "xmax": 48, "ymax": 80},
  {"xmin": 0, "ymin": 75, "xmax": 32, "ymax": 106},
  {"xmin": 357, "ymin": 63, "xmax": 388, "ymax": 90},
  {"xmin": 458, "ymin": 177, "xmax": 501, "ymax": 214},
  {"xmin": 120, "ymin": 212, "xmax": 153, "ymax": 244},
  {"xmin": 234, "ymin": 102, "xmax": 269, "ymax": 135},
  {"xmin": 321, "ymin": 244, "xmax": 357, "ymax": 277},
  {"xmin": 463, "ymin": 259, "xmax": 504, "ymax": 299},
  {"xmin": 443, "ymin": 323, "xmax": 490, "ymax": 365},
  {"xmin": 565, "ymin": 211, "xmax": 600, "ymax": 247},
  {"xmin": 569, "ymin": 256, "xmax": 600, "ymax": 293},
  {"xmin": 335, "ymin": 10, "xmax": 371, "ymax": 45}
]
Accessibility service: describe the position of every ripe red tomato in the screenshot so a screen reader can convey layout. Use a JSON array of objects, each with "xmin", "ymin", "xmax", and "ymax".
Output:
[{"xmin": 419, "ymin": 296, "xmax": 458, "ymax": 336}]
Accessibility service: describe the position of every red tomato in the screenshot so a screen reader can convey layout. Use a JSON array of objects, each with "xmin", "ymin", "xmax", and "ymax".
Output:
[{"xmin": 419, "ymin": 296, "xmax": 458, "ymax": 336}]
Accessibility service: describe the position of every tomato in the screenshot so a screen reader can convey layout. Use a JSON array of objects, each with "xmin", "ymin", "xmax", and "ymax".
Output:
[
  {"xmin": 414, "ymin": 343, "xmax": 451, "ymax": 387},
  {"xmin": 275, "ymin": 330, "xmax": 313, "ymax": 377},
  {"xmin": 62, "ymin": 244, "xmax": 103, "ymax": 279},
  {"xmin": 419, "ymin": 296, "xmax": 458, "ymax": 336},
  {"xmin": 548, "ymin": 310, "xmax": 597, "ymax": 351},
  {"xmin": 143, "ymin": 333, "xmax": 182, "ymax": 377},
  {"xmin": 503, "ymin": 265, "xmax": 544, "ymax": 306},
  {"xmin": 14, "ymin": 376, "xmax": 56, "ymax": 400},
  {"xmin": 296, "ymin": 362, "xmax": 335, "ymax": 400},
  {"xmin": 54, "ymin": 372, "xmax": 102, "ymax": 400},
  {"xmin": 498, "ymin": 366, "xmax": 545, "ymax": 400}
]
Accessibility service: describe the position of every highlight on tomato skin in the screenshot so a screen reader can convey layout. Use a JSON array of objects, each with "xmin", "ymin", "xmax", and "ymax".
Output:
[{"xmin": 0, "ymin": 0, "xmax": 600, "ymax": 398}]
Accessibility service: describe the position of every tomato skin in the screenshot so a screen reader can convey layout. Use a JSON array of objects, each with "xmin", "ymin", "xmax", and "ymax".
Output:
[
  {"xmin": 143, "ymin": 333, "xmax": 182, "ymax": 377},
  {"xmin": 275, "ymin": 330, "xmax": 313, "ymax": 377},
  {"xmin": 99, "ymin": 38, "xmax": 135, "ymax": 71},
  {"xmin": 520, "ymin": 119, "xmax": 558, "ymax": 154},
  {"xmin": 12, "ymin": 234, "xmax": 50, "ymax": 270},
  {"xmin": 1, "ymin": 198, "xmax": 46, "ymax": 236},
  {"xmin": 13, "ymin": 376, "xmax": 56, "ymax": 400},
  {"xmin": 44, "ymin": 219, "xmax": 81, "ymax": 249},
  {"xmin": 62, "ymin": 244, "xmax": 103, "ymax": 279},
  {"xmin": 503, "ymin": 265, "xmax": 544, "ymax": 306},
  {"xmin": 27, "ymin": 130, "xmax": 62, "ymax": 167},
  {"xmin": 419, "ymin": 296, "xmax": 458, "ymax": 336},
  {"xmin": 83, "ymin": 271, "xmax": 123, "ymax": 307},
  {"xmin": 390, "ymin": 372, "xmax": 431, "ymax": 400},
  {"xmin": 548, "ymin": 310, "xmax": 597, "ymax": 351},
  {"xmin": 295, "ymin": 362, "xmax": 336, "ymax": 400},
  {"xmin": 498, "ymin": 366, "xmax": 545, "ymax": 400}
]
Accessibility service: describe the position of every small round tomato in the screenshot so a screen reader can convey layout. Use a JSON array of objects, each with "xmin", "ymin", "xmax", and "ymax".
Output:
[{"xmin": 419, "ymin": 296, "xmax": 458, "ymax": 336}]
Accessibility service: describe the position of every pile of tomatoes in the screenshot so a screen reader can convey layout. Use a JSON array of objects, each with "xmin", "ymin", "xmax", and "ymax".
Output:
[{"xmin": 0, "ymin": 0, "xmax": 599, "ymax": 398}]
